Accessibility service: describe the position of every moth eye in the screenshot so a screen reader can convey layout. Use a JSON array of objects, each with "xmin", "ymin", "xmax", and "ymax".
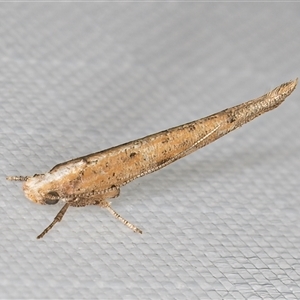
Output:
[
  {"xmin": 44, "ymin": 191, "xmax": 59, "ymax": 205},
  {"xmin": 45, "ymin": 198, "xmax": 59, "ymax": 205}
]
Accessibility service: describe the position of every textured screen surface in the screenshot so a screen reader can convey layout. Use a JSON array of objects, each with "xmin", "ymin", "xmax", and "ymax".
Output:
[{"xmin": 1, "ymin": 3, "xmax": 300, "ymax": 299}]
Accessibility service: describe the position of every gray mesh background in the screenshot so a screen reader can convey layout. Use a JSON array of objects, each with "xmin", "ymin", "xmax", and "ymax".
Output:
[{"xmin": 1, "ymin": 3, "xmax": 300, "ymax": 299}]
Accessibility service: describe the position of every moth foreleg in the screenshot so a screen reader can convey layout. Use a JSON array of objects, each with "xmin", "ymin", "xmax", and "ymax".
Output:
[{"xmin": 37, "ymin": 203, "xmax": 70, "ymax": 239}]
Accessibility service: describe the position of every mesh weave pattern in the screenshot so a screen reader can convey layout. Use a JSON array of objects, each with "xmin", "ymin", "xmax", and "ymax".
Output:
[{"xmin": 1, "ymin": 3, "xmax": 300, "ymax": 299}]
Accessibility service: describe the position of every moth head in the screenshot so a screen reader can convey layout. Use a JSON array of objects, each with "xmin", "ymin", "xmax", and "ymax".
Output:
[{"xmin": 22, "ymin": 174, "xmax": 60, "ymax": 205}]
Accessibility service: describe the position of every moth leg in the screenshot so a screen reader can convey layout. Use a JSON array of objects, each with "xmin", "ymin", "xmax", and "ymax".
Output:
[
  {"xmin": 37, "ymin": 203, "xmax": 70, "ymax": 239},
  {"xmin": 100, "ymin": 201, "xmax": 142, "ymax": 234}
]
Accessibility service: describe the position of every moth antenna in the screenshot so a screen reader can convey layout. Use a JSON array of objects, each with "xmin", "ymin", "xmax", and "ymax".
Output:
[{"xmin": 6, "ymin": 176, "xmax": 29, "ymax": 181}]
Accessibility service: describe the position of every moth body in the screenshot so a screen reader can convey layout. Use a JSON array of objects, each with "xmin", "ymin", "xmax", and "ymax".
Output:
[{"xmin": 7, "ymin": 79, "xmax": 298, "ymax": 238}]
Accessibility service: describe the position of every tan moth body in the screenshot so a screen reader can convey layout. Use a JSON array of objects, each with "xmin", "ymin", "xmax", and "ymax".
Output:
[{"xmin": 7, "ymin": 79, "xmax": 298, "ymax": 238}]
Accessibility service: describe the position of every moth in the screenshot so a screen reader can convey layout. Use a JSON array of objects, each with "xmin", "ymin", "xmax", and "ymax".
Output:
[{"xmin": 7, "ymin": 79, "xmax": 298, "ymax": 238}]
